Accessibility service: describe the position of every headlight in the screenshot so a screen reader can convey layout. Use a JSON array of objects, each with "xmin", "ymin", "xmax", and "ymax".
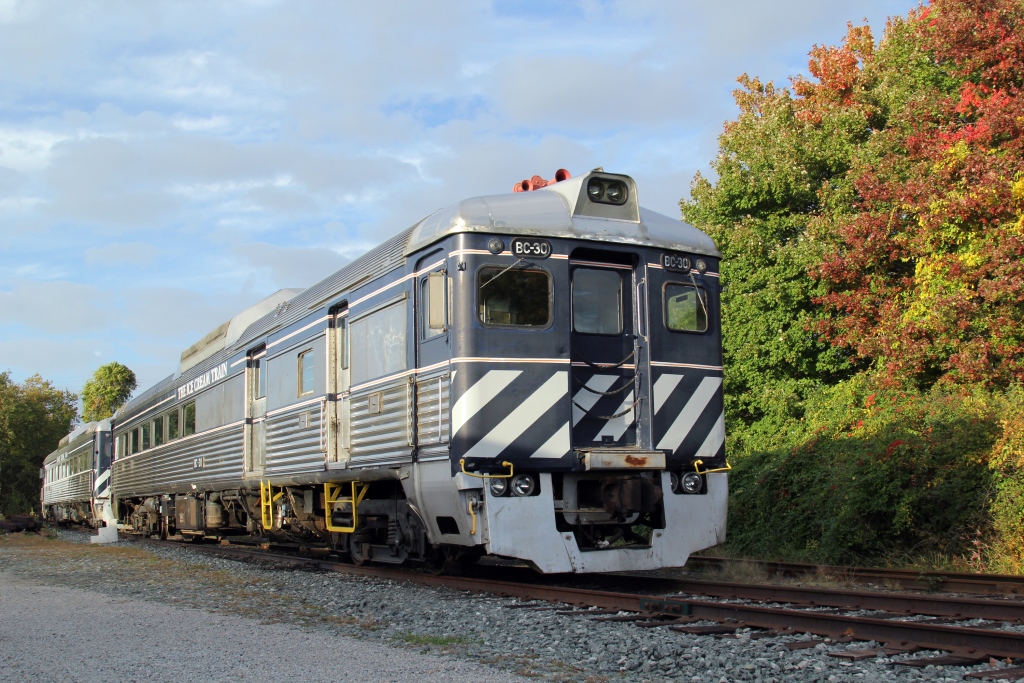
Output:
[
  {"xmin": 681, "ymin": 472, "xmax": 703, "ymax": 494},
  {"xmin": 670, "ymin": 471, "xmax": 680, "ymax": 494},
  {"xmin": 604, "ymin": 181, "xmax": 627, "ymax": 204},
  {"xmin": 488, "ymin": 478, "xmax": 508, "ymax": 497},
  {"xmin": 510, "ymin": 474, "xmax": 536, "ymax": 497},
  {"xmin": 587, "ymin": 179, "xmax": 604, "ymax": 201}
]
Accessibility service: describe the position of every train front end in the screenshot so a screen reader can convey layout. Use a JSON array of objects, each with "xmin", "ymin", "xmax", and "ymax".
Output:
[{"xmin": 425, "ymin": 170, "xmax": 727, "ymax": 572}]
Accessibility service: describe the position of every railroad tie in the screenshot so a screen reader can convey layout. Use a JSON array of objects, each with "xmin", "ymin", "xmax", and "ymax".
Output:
[{"xmin": 964, "ymin": 666, "xmax": 1024, "ymax": 680}]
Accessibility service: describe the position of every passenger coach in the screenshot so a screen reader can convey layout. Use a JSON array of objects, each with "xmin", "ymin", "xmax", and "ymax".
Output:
[
  {"xmin": 41, "ymin": 420, "xmax": 116, "ymax": 528},
  {"xmin": 109, "ymin": 169, "xmax": 728, "ymax": 573}
]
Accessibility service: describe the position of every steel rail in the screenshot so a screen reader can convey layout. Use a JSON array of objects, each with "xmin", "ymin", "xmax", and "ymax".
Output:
[
  {"xmin": 589, "ymin": 575, "xmax": 1024, "ymax": 622},
  {"xmin": 150, "ymin": 540, "xmax": 1024, "ymax": 659},
  {"xmin": 685, "ymin": 557, "xmax": 1024, "ymax": 596}
]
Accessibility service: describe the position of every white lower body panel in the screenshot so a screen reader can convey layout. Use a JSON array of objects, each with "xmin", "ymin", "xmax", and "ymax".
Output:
[{"xmin": 483, "ymin": 472, "xmax": 727, "ymax": 573}]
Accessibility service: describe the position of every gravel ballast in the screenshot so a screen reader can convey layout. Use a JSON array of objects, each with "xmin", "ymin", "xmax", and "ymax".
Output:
[{"xmin": 0, "ymin": 529, "xmax": 1015, "ymax": 682}]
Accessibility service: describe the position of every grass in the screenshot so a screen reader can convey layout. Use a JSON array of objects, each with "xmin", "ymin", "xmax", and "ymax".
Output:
[{"xmin": 396, "ymin": 632, "xmax": 475, "ymax": 647}]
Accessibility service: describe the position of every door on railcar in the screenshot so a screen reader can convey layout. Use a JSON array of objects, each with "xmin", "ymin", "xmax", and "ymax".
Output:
[
  {"xmin": 568, "ymin": 249, "xmax": 641, "ymax": 448},
  {"xmin": 646, "ymin": 254, "xmax": 725, "ymax": 470},
  {"xmin": 328, "ymin": 305, "xmax": 351, "ymax": 468},
  {"xmin": 244, "ymin": 346, "xmax": 267, "ymax": 476}
]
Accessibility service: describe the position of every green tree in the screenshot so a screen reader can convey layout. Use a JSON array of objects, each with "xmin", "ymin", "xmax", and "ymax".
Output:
[
  {"xmin": 0, "ymin": 373, "xmax": 78, "ymax": 516},
  {"xmin": 81, "ymin": 362, "xmax": 137, "ymax": 422}
]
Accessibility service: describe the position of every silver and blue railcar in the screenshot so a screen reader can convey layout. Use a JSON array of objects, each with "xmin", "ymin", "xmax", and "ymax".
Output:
[
  {"xmin": 41, "ymin": 420, "xmax": 116, "ymax": 528},
  {"xmin": 110, "ymin": 169, "xmax": 728, "ymax": 572}
]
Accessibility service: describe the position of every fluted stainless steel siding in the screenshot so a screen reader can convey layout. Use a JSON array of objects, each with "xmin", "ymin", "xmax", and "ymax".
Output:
[
  {"xmin": 350, "ymin": 380, "xmax": 413, "ymax": 467},
  {"xmin": 42, "ymin": 471, "xmax": 93, "ymax": 506},
  {"xmin": 112, "ymin": 424, "xmax": 244, "ymax": 498},
  {"xmin": 416, "ymin": 372, "xmax": 450, "ymax": 446},
  {"xmin": 265, "ymin": 401, "xmax": 326, "ymax": 476}
]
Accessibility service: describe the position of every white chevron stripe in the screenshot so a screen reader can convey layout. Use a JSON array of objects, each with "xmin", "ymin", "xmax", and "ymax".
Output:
[
  {"xmin": 530, "ymin": 422, "xmax": 571, "ymax": 459},
  {"xmin": 595, "ymin": 392, "xmax": 635, "ymax": 441},
  {"xmin": 653, "ymin": 373, "xmax": 684, "ymax": 414},
  {"xmin": 94, "ymin": 470, "xmax": 110, "ymax": 492},
  {"xmin": 571, "ymin": 374, "xmax": 618, "ymax": 426},
  {"xmin": 462, "ymin": 372, "xmax": 568, "ymax": 460},
  {"xmin": 451, "ymin": 370, "xmax": 521, "ymax": 437},
  {"xmin": 694, "ymin": 411, "xmax": 726, "ymax": 461},
  {"xmin": 655, "ymin": 376, "xmax": 722, "ymax": 452}
]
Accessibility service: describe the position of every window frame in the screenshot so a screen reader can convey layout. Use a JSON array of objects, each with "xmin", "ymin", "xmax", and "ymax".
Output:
[
  {"xmin": 297, "ymin": 348, "xmax": 315, "ymax": 397},
  {"xmin": 570, "ymin": 266, "xmax": 624, "ymax": 336},
  {"xmin": 662, "ymin": 281, "xmax": 710, "ymax": 334},
  {"xmin": 476, "ymin": 264, "xmax": 554, "ymax": 330}
]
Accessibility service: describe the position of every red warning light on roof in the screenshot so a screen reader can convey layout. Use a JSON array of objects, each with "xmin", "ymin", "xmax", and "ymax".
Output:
[{"xmin": 513, "ymin": 169, "xmax": 571, "ymax": 192}]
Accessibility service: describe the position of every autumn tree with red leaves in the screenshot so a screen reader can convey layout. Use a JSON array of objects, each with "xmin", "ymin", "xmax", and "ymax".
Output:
[
  {"xmin": 683, "ymin": 0, "xmax": 1024, "ymax": 568},
  {"xmin": 813, "ymin": 0, "xmax": 1024, "ymax": 388}
]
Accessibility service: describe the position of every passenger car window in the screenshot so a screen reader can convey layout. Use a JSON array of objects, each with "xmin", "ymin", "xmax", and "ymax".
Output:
[
  {"xmin": 183, "ymin": 402, "xmax": 196, "ymax": 436},
  {"xmin": 478, "ymin": 268, "xmax": 550, "ymax": 326},
  {"xmin": 298, "ymin": 349, "xmax": 315, "ymax": 396},
  {"xmin": 168, "ymin": 410, "xmax": 179, "ymax": 440},
  {"xmin": 665, "ymin": 283, "xmax": 708, "ymax": 332},
  {"xmin": 153, "ymin": 416, "xmax": 164, "ymax": 447},
  {"xmin": 141, "ymin": 423, "xmax": 150, "ymax": 450},
  {"xmin": 350, "ymin": 300, "xmax": 407, "ymax": 385},
  {"xmin": 573, "ymin": 268, "xmax": 622, "ymax": 335}
]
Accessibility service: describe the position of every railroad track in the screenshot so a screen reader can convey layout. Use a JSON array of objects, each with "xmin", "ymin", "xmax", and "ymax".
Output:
[
  {"xmin": 138, "ymin": 537, "xmax": 1024, "ymax": 676},
  {"xmin": 685, "ymin": 556, "xmax": 1024, "ymax": 596}
]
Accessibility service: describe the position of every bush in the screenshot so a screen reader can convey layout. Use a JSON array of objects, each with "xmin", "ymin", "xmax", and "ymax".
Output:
[{"xmin": 726, "ymin": 377, "xmax": 1002, "ymax": 566}]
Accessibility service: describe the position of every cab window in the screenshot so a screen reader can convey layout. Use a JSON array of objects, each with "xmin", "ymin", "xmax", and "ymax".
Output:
[
  {"xmin": 573, "ymin": 268, "xmax": 622, "ymax": 335},
  {"xmin": 478, "ymin": 267, "xmax": 550, "ymax": 327},
  {"xmin": 665, "ymin": 283, "xmax": 708, "ymax": 332}
]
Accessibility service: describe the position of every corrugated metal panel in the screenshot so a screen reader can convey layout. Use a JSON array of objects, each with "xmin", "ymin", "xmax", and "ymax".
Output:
[
  {"xmin": 350, "ymin": 381, "xmax": 413, "ymax": 465},
  {"xmin": 265, "ymin": 402, "xmax": 326, "ymax": 476},
  {"xmin": 42, "ymin": 471, "xmax": 93, "ymax": 505},
  {"xmin": 416, "ymin": 372, "xmax": 450, "ymax": 446},
  {"xmin": 112, "ymin": 426, "xmax": 244, "ymax": 498}
]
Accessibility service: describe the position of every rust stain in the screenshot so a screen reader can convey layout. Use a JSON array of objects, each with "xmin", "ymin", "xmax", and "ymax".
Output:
[{"xmin": 624, "ymin": 455, "xmax": 649, "ymax": 467}]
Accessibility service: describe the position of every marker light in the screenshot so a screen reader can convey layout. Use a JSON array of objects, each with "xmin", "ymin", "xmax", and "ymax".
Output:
[
  {"xmin": 696, "ymin": 259, "xmax": 707, "ymax": 274},
  {"xmin": 487, "ymin": 237, "xmax": 505, "ymax": 255},
  {"xmin": 489, "ymin": 478, "xmax": 509, "ymax": 497},
  {"xmin": 510, "ymin": 474, "xmax": 536, "ymax": 497},
  {"xmin": 670, "ymin": 471, "xmax": 681, "ymax": 494}
]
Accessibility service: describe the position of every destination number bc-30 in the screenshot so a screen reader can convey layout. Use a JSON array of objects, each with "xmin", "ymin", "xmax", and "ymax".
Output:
[
  {"xmin": 661, "ymin": 253, "xmax": 692, "ymax": 273},
  {"xmin": 511, "ymin": 237, "xmax": 551, "ymax": 259}
]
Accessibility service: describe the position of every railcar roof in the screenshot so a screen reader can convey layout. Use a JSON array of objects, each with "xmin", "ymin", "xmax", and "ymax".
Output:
[
  {"xmin": 406, "ymin": 173, "xmax": 720, "ymax": 258},
  {"xmin": 45, "ymin": 419, "xmax": 109, "ymax": 465}
]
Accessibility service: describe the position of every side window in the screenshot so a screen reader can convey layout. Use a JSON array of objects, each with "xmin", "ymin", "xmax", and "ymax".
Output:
[
  {"xmin": 478, "ymin": 267, "xmax": 550, "ymax": 326},
  {"xmin": 350, "ymin": 300, "xmax": 408, "ymax": 385},
  {"xmin": 183, "ymin": 402, "xmax": 196, "ymax": 436},
  {"xmin": 141, "ymin": 422, "xmax": 151, "ymax": 450},
  {"xmin": 664, "ymin": 283, "xmax": 708, "ymax": 333},
  {"xmin": 168, "ymin": 409, "xmax": 179, "ymax": 440},
  {"xmin": 153, "ymin": 416, "xmax": 164, "ymax": 447},
  {"xmin": 572, "ymin": 268, "xmax": 622, "ymax": 335},
  {"xmin": 258, "ymin": 357, "xmax": 267, "ymax": 398},
  {"xmin": 421, "ymin": 272, "xmax": 446, "ymax": 339},
  {"xmin": 298, "ymin": 349, "xmax": 315, "ymax": 396},
  {"xmin": 130, "ymin": 428, "xmax": 139, "ymax": 454}
]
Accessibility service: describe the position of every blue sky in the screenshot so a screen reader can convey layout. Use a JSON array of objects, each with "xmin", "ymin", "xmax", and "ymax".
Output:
[{"xmin": 0, "ymin": 0, "xmax": 916, "ymax": 398}]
